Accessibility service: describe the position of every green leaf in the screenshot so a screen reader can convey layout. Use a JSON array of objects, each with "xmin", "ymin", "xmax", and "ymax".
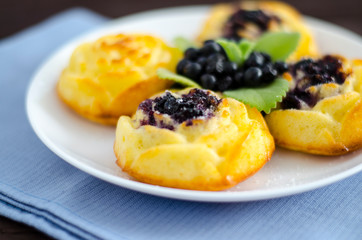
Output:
[
  {"xmin": 254, "ymin": 32, "xmax": 300, "ymax": 61},
  {"xmin": 173, "ymin": 36, "xmax": 197, "ymax": 52},
  {"xmin": 157, "ymin": 68, "xmax": 201, "ymax": 88},
  {"xmin": 223, "ymin": 77, "xmax": 289, "ymax": 113},
  {"xmin": 238, "ymin": 40, "xmax": 256, "ymax": 64},
  {"xmin": 216, "ymin": 39, "xmax": 243, "ymax": 65}
]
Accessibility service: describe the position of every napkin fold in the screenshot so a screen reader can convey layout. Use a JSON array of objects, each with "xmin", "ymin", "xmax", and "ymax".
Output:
[{"xmin": 0, "ymin": 7, "xmax": 361, "ymax": 240}]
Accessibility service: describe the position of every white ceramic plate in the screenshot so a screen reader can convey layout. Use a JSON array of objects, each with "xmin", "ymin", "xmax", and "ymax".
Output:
[{"xmin": 27, "ymin": 6, "xmax": 362, "ymax": 202}]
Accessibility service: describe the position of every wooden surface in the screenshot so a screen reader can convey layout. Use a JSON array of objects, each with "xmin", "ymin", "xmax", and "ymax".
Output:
[{"xmin": 0, "ymin": 0, "xmax": 361, "ymax": 239}]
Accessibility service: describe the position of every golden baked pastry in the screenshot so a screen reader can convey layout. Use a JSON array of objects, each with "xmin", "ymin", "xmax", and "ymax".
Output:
[
  {"xmin": 196, "ymin": 1, "xmax": 318, "ymax": 61},
  {"xmin": 265, "ymin": 55, "xmax": 362, "ymax": 155},
  {"xmin": 57, "ymin": 34, "xmax": 181, "ymax": 125},
  {"xmin": 352, "ymin": 59, "xmax": 362, "ymax": 94},
  {"xmin": 114, "ymin": 88, "xmax": 274, "ymax": 191}
]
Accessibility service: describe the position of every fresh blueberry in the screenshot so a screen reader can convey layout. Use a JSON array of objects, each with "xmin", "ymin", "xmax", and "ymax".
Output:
[
  {"xmin": 176, "ymin": 59, "xmax": 190, "ymax": 75},
  {"xmin": 196, "ymin": 56, "xmax": 207, "ymax": 67},
  {"xmin": 244, "ymin": 52, "xmax": 265, "ymax": 67},
  {"xmin": 274, "ymin": 61, "xmax": 288, "ymax": 73},
  {"xmin": 200, "ymin": 41, "xmax": 222, "ymax": 56},
  {"xmin": 262, "ymin": 63, "xmax": 278, "ymax": 83},
  {"xmin": 183, "ymin": 62, "xmax": 202, "ymax": 80},
  {"xmin": 203, "ymin": 40, "xmax": 215, "ymax": 45},
  {"xmin": 234, "ymin": 71, "xmax": 244, "ymax": 87},
  {"xmin": 184, "ymin": 48, "xmax": 199, "ymax": 60},
  {"xmin": 200, "ymin": 74, "xmax": 217, "ymax": 90},
  {"xmin": 261, "ymin": 52, "xmax": 272, "ymax": 63},
  {"xmin": 206, "ymin": 56, "xmax": 225, "ymax": 75},
  {"xmin": 224, "ymin": 62, "xmax": 238, "ymax": 74},
  {"xmin": 243, "ymin": 67, "xmax": 263, "ymax": 86},
  {"xmin": 207, "ymin": 53, "xmax": 226, "ymax": 64},
  {"xmin": 217, "ymin": 76, "xmax": 233, "ymax": 91}
]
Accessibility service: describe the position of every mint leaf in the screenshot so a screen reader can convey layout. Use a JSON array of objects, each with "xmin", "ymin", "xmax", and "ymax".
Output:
[
  {"xmin": 173, "ymin": 36, "xmax": 197, "ymax": 52},
  {"xmin": 238, "ymin": 40, "xmax": 256, "ymax": 64},
  {"xmin": 223, "ymin": 77, "xmax": 289, "ymax": 113},
  {"xmin": 216, "ymin": 39, "xmax": 256, "ymax": 65},
  {"xmin": 254, "ymin": 32, "xmax": 300, "ymax": 61},
  {"xmin": 157, "ymin": 68, "xmax": 201, "ymax": 88},
  {"xmin": 216, "ymin": 39, "xmax": 243, "ymax": 65}
]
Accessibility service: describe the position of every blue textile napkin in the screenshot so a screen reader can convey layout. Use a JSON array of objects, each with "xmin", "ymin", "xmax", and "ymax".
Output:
[{"xmin": 0, "ymin": 7, "xmax": 361, "ymax": 240}]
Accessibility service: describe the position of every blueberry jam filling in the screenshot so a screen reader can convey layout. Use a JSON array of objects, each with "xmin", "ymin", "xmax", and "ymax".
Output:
[
  {"xmin": 281, "ymin": 55, "xmax": 349, "ymax": 110},
  {"xmin": 176, "ymin": 40, "xmax": 288, "ymax": 92},
  {"xmin": 138, "ymin": 89, "xmax": 221, "ymax": 130},
  {"xmin": 223, "ymin": 9, "xmax": 281, "ymax": 41}
]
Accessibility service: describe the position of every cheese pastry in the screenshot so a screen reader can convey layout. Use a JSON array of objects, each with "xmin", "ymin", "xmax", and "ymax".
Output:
[
  {"xmin": 114, "ymin": 88, "xmax": 274, "ymax": 191},
  {"xmin": 57, "ymin": 34, "xmax": 181, "ymax": 125},
  {"xmin": 265, "ymin": 55, "xmax": 362, "ymax": 155},
  {"xmin": 196, "ymin": 1, "xmax": 318, "ymax": 61}
]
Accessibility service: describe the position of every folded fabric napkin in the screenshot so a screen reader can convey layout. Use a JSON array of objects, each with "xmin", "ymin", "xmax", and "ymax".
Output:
[{"xmin": 0, "ymin": 7, "xmax": 361, "ymax": 240}]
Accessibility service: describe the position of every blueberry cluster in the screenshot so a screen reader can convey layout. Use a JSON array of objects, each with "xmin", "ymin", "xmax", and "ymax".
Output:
[
  {"xmin": 281, "ymin": 55, "xmax": 348, "ymax": 110},
  {"xmin": 138, "ymin": 89, "xmax": 221, "ymax": 130},
  {"xmin": 176, "ymin": 40, "xmax": 288, "ymax": 92},
  {"xmin": 238, "ymin": 52, "xmax": 288, "ymax": 87}
]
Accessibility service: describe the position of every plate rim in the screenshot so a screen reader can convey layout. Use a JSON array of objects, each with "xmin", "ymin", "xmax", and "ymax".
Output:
[{"xmin": 26, "ymin": 5, "xmax": 362, "ymax": 202}]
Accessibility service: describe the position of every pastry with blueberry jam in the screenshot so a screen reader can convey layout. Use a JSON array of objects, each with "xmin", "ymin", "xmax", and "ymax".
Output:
[
  {"xmin": 57, "ymin": 34, "xmax": 181, "ymax": 125},
  {"xmin": 196, "ymin": 1, "xmax": 318, "ymax": 61},
  {"xmin": 114, "ymin": 88, "xmax": 274, "ymax": 190},
  {"xmin": 265, "ymin": 55, "xmax": 362, "ymax": 155}
]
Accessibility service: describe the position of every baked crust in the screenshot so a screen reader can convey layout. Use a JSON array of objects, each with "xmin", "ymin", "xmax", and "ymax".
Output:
[
  {"xmin": 196, "ymin": 1, "xmax": 318, "ymax": 61},
  {"xmin": 265, "ymin": 59, "xmax": 362, "ymax": 155},
  {"xmin": 57, "ymin": 34, "xmax": 181, "ymax": 125},
  {"xmin": 114, "ymin": 89, "xmax": 275, "ymax": 191}
]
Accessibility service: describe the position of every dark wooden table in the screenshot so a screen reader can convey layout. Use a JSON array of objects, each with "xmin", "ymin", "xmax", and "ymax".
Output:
[{"xmin": 0, "ymin": 0, "xmax": 361, "ymax": 239}]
